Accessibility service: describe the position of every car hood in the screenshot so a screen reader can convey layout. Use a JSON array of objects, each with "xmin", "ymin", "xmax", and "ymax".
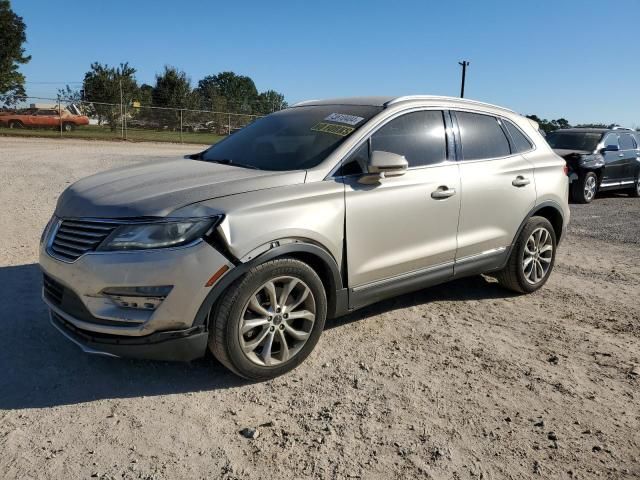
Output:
[{"xmin": 55, "ymin": 158, "xmax": 306, "ymax": 218}]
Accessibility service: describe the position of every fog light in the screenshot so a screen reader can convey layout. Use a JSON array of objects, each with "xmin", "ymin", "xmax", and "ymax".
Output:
[{"xmin": 101, "ymin": 286, "xmax": 173, "ymax": 311}]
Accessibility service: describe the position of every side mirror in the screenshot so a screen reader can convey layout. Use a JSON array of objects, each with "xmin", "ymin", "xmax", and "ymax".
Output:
[
  {"xmin": 601, "ymin": 144, "xmax": 619, "ymax": 153},
  {"xmin": 366, "ymin": 150, "xmax": 408, "ymax": 179},
  {"xmin": 184, "ymin": 152, "xmax": 203, "ymax": 160}
]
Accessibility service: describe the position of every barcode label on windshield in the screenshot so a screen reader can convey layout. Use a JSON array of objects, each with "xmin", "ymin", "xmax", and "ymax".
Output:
[{"xmin": 324, "ymin": 113, "xmax": 365, "ymax": 126}]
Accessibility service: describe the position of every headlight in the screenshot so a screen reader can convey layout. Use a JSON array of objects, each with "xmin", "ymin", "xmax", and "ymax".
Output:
[{"xmin": 98, "ymin": 217, "xmax": 219, "ymax": 251}]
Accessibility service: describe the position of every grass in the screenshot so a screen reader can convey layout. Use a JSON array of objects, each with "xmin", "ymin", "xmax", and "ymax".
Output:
[{"xmin": 0, "ymin": 125, "xmax": 225, "ymax": 145}]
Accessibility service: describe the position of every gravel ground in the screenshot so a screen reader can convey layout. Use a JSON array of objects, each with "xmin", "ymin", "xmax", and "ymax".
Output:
[{"xmin": 1, "ymin": 136, "xmax": 638, "ymax": 480}]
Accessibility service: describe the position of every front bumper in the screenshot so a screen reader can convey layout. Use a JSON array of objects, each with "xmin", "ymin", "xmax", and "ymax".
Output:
[
  {"xmin": 50, "ymin": 310, "xmax": 208, "ymax": 361},
  {"xmin": 40, "ymin": 234, "xmax": 233, "ymax": 360}
]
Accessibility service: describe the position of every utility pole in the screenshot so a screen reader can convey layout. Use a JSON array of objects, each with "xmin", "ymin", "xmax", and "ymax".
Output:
[
  {"xmin": 458, "ymin": 60, "xmax": 470, "ymax": 98},
  {"xmin": 119, "ymin": 79, "xmax": 124, "ymax": 139}
]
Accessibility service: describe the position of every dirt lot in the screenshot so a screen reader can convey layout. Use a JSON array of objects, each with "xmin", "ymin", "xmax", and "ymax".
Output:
[{"xmin": 1, "ymin": 136, "xmax": 638, "ymax": 480}]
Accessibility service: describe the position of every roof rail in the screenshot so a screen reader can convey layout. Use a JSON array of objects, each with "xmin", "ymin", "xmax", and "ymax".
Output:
[
  {"xmin": 384, "ymin": 95, "xmax": 516, "ymax": 114},
  {"xmin": 610, "ymin": 126, "xmax": 634, "ymax": 131}
]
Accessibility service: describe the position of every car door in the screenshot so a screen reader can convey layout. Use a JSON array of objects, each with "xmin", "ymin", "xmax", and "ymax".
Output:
[
  {"xmin": 600, "ymin": 133, "xmax": 626, "ymax": 184},
  {"xmin": 617, "ymin": 132, "xmax": 638, "ymax": 183},
  {"xmin": 341, "ymin": 110, "xmax": 460, "ymax": 301},
  {"xmin": 453, "ymin": 111, "xmax": 536, "ymax": 266}
]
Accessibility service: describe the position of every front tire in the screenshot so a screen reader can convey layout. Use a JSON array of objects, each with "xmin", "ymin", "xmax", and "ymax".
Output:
[
  {"xmin": 496, "ymin": 216, "xmax": 557, "ymax": 294},
  {"xmin": 571, "ymin": 171, "xmax": 598, "ymax": 203},
  {"xmin": 208, "ymin": 258, "xmax": 327, "ymax": 380},
  {"xmin": 631, "ymin": 173, "xmax": 640, "ymax": 198},
  {"xmin": 62, "ymin": 122, "xmax": 74, "ymax": 132}
]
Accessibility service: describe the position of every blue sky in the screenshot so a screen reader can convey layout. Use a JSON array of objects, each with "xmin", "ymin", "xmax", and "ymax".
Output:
[{"xmin": 12, "ymin": 0, "xmax": 640, "ymax": 126}]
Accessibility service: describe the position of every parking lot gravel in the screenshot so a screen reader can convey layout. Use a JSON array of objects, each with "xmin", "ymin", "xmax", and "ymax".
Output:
[{"xmin": 1, "ymin": 136, "xmax": 638, "ymax": 479}]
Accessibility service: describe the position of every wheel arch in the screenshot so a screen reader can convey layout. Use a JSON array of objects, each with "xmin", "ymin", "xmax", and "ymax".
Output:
[
  {"xmin": 193, "ymin": 240, "xmax": 347, "ymax": 330},
  {"xmin": 503, "ymin": 201, "xmax": 566, "ymax": 268}
]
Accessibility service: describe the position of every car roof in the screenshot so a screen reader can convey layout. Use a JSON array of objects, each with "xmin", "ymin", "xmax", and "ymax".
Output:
[
  {"xmin": 291, "ymin": 95, "xmax": 516, "ymax": 115},
  {"xmin": 552, "ymin": 128, "xmax": 608, "ymax": 134}
]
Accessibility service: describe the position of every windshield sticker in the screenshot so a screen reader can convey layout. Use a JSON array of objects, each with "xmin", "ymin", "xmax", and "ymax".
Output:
[
  {"xmin": 324, "ymin": 113, "xmax": 365, "ymax": 126},
  {"xmin": 311, "ymin": 122, "xmax": 355, "ymax": 136}
]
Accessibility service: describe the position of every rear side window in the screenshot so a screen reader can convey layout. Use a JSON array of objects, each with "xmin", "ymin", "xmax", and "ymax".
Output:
[
  {"xmin": 503, "ymin": 119, "xmax": 533, "ymax": 153},
  {"xmin": 455, "ymin": 111, "xmax": 511, "ymax": 160},
  {"xmin": 371, "ymin": 110, "xmax": 447, "ymax": 167},
  {"xmin": 619, "ymin": 133, "xmax": 636, "ymax": 150}
]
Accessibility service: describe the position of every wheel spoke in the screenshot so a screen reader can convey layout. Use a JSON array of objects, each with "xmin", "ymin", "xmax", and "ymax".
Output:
[
  {"xmin": 283, "ymin": 322, "xmax": 311, "ymax": 341},
  {"xmin": 248, "ymin": 295, "xmax": 270, "ymax": 317},
  {"xmin": 287, "ymin": 309, "xmax": 315, "ymax": 321},
  {"xmin": 288, "ymin": 285, "xmax": 310, "ymax": 311},
  {"xmin": 241, "ymin": 317, "xmax": 269, "ymax": 334},
  {"xmin": 523, "ymin": 256, "xmax": 534, "ymax": 268},
  {"xmin": 263, "ymin": 281, "xmax": 278, "ymax": 309},
  {"xmin": 539, "ymin": 244, "xmax": 553, "ymax": 254},
  {"xmin": 278, "ymin": 278, "xmax": 299, "ymax": 308},
  {"xmin": 242, "ymin": 327, "xmax": 270, "ymax": 352},
  {"xmin": 261, "ymin": 331, "xmax": 275, "ymax": 365},
  {"xmin": 277, "ymin": 329, "xmax": 290, "ymax": 362},
  {"xmin": 539, "ymin": 255, "xmax": 551, "ymax": 264}
]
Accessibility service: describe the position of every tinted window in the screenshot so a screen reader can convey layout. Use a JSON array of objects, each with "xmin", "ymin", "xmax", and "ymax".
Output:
[
  {"xmin": 619, "ymin": 133, "xmax": 636, "ymax": 150},
  {"xmin": 456, "ymin": 112, "xmax": 510, "ymax": 160},
  {"xmin": 370, "ymin": 110, "xmax": 447, "ymax": 167},
  {"xmin": 201, "ymin": 104, "xmax": 382, "ymax": 171},
  {"xmin": 503, "ymin": 119, "xmax": 533, "ymax": 153},
  {"xmin": 546, "ymin": 131, "xmax": 602, "ymax": 151},
  {"xmin": 603, "ymin": 133, "xmax": 619, "ymax": 149}
]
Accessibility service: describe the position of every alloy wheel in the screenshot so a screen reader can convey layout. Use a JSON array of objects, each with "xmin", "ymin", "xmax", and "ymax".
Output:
[
  {"xmin": 523, "ymin": 227, "xmax": 553, "ymax": 285},
  {"xmin": 584, "ymin": 175, "xmax": 597, "ymax": 201},
  {"xmin": 239, "ymin": 276, "xmax": 316, "ymax": 366}
]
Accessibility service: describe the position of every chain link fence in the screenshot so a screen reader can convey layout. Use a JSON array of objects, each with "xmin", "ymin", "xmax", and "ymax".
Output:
[{"xmin": 0, "ymin": 96, "xmax": 261, "ymax": 144}]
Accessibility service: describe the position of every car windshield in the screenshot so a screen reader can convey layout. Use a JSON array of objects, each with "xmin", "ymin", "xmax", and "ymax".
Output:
[
  {"xmin": 546, "ymin": 131, "xmax": 602, "ymax": 151},
  {"xmin": 200, "ymin": 105, "xmax": 382, "ymax": 171}
]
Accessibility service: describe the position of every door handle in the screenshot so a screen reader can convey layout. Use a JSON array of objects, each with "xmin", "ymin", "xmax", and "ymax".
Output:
[
  {"xmin": 618, "ymin": 153, "xmax": 625, "ymax": 157},
  {"xmin": 431, "ymin": 186, "xmax": 456, "ymax": 199},
  {"xmin": 512, "ymin": 176, "xmax": 530, "ymax": 187}
]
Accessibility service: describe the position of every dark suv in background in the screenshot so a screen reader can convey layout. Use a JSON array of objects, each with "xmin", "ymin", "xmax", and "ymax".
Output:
[{"xmin": 546, "ymin": 127, "xmax": 640, "ymax": 203}]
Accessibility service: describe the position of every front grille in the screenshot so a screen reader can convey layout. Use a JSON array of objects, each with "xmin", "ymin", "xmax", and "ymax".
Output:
[
  {"xmin": 49, "ymin": 219, "xmax": 119, "ymax": 261},
  {"xmin": 43, "ymin": 274, "xmax": 64, "ymax": 305}
]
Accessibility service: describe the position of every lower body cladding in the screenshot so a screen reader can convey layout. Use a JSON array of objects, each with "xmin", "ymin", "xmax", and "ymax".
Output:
[{"xmin": 39, "ymin": 240, "xmax": 234, "ymax": 361}]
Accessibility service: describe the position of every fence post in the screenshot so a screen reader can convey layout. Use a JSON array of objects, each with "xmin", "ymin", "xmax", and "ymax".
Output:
[
  {"xmin": 124, "ymin": 103, "xmax": 128, "ymax": 140},
  {"xmin": 58, "ymin": 97, "xmax": 62, "ymax": 137},
  {"xmin": 180, "ymin": 109, "xmax": 183, "ymax": 143},
  {"xmin": 228, "ymin": 113, "xmax": 231, "ymax": 135}
]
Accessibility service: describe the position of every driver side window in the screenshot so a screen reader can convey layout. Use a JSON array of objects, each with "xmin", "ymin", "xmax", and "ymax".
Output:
[{"xmin": 338, "ymin": 110, "xmax": 447, "ymax": 176}]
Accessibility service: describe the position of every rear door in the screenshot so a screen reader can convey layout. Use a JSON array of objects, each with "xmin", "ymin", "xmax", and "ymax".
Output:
[
  {"xmin": 453, "ymin": 111, "xmax": 536, "ymax": 265},
  {"xmin": 342, "ymin": 109, "xmax": 460, "ymax": 291}
]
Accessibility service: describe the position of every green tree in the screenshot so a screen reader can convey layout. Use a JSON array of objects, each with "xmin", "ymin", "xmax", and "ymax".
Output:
[
  {"xmin": 0, "ymin": 0, "xmax": 31, "ymax": 105},
  {"xmin": 526, "ymin": 114, "xmax": 572, "ymax": 134},
  {"xmin": 151, "ymin": 66, "xmax": 198, "ymax": 128},
  {"xmin": 197, "ymin": 72, "xmax": 258, "ymax": 113},
  {"xmin": 83, "ymin": 62, "xmax": 138, "ymax": 129},
  {"xmin": 255, "ymin": 89, "xmax": 287, "ymax": 114}
]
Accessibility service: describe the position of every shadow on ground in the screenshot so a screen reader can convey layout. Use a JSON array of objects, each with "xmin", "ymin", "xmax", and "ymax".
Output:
[{"xmin": 0, "ymin": 263, "xmax": 513, "ymax": 410}]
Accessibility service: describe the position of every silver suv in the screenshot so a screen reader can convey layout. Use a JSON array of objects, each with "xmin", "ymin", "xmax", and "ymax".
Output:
[{"xmin": 40, "ymin": 96, "xmax": 570, "ymax": 379}]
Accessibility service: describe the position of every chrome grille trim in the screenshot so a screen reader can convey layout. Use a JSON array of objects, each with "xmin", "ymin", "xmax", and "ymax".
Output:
[{"xmin": 48, "ymin": 219, "xmax": 120, "ymax": 262}]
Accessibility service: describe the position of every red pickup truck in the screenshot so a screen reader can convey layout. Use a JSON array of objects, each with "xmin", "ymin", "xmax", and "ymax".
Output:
[{"xmin": 0, "ymin": 107, "xmax": 89, "ymax": 131}]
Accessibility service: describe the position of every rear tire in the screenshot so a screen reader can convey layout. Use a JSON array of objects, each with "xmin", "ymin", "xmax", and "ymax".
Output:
[
  {"xmin": 571, "ymin": 171, "xmax": 597, "ymax": 203},
  {"xmin": 495, "ymin": 216, "xmax": 557, "ymax": 294},
  {"xmin": 208, "ymin": 258, "xmax": 327, "ymax": 380},
  {"xmin": 8, "ymin": 120, "xmax": 23, "ymax": 129}
]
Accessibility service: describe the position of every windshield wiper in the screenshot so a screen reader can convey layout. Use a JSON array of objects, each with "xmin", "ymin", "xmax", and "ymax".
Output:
[{"xmin": 206, "ymin": 158, "xmax": 260, "ymax": 170}]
